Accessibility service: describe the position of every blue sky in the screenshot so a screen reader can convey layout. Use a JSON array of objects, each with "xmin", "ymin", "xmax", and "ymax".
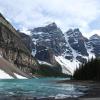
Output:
[{"xmin": 0, "ymin": 0, "xmax": 100, "ymax": 37}]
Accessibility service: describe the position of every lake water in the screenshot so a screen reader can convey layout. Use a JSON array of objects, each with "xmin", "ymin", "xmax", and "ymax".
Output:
[{"xmin": 0, "ymin": 78, "xmax": 89, "ymax": 99}]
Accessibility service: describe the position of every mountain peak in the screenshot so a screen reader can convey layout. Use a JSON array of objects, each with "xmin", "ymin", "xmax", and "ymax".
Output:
[
  {"xmin": 73, "ymin": 28, "xmax": 80, "ymax": 32},
  {"xmin": 66, "ymin": 28, "xmax": 82, "ymax": 37},
  {"xmin": 90, "ymin": 34, "xmax": 100, "ymax": 40},
  {"xmin": 31, "ymin": 22, "xmax": 59, "ymax": 33},
  {"xmin": 45, "ymin": 22, "xmax": 57, "ymax": 29},
  {"xmin": 73, "ymin": 28, "xmax": 82, "ymax": 37},
  {"xmin": 46, "ymin": 22, "xmax": 56, "ymax": 27}
]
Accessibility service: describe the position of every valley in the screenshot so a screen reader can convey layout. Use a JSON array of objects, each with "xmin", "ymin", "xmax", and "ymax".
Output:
[{"xmin": 0, "ymin": 12, "xmax": 100, "ymax": 100}]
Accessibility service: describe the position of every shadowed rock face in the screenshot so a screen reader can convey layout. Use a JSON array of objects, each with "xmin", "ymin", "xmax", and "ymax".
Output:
[
  {"xmin": 30, "ymin": 24, "xmax": 90, "ymax": 63},
  {"xmin": 0, "ymin": 13, "xmax": 38, "ymax": 76},
  {"xmin": 19, "ymin": 32, "xmax": 35, "ymax": 52},
  {"xmin": 66, "ymin": 29, "xmax": 88, "ymax": 56},
  {"xmin": 89, "ymin": 34, "xmax": 100, "ymax": 57},
  {"xmin": 0, "ymin": 57, "xmax": 31, "ymax": 78},
  {"xmin": 30, "ymin": 23, "xmax": 100, "ymax": 68},
  {"xmin": 35, "ymin": 45, "xmax": 56, "ymax": 64},
  {"xmin": 33, "ymin": 22, "xmax": 58, "ymax": 33},
  {"xmin": 31, "ymin": 22, "xmax": 66, "ymax": 56}
]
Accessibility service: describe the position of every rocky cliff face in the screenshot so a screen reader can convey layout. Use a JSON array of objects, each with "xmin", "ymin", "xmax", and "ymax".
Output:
[
  {"xmin": 66, "ymin": 29, "xmax": 88, "ymax": 56},
  {"xmin": 30, "ymin": 23, "xmax": 94, "ymax": 62},
  {"xmin": 2, "ymin": 12, "xmax": 99, "ymax": 76},
  {"xmin": 0, "ymin": 13, "xmax": 38, "ymax": 77},
  {"xmin": 89, "ymin": 34, "xmax": 100, "ymax": 57},
  {"xmin": 29, "ymin": 23, "xmax": 100, "ymax": 75},
  {"xmin": 19, "ymin": 32, "xmax": 35, "ymax": 53},
  {"xmin": 30, "ymin": 23, "xmax": 66, "ymax": 64},
  {"xmin": 31, "ymin": 23, "xmax": 66, "ymax": 55},
  {"xmin": 19, "ymin": 31, "xmax": 64, "ymax": 76}
]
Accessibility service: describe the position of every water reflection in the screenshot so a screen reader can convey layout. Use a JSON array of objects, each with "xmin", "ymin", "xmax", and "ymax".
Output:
[{"xmin": 0, "ymin": 78, "xmax": 88, "ymax": 98}]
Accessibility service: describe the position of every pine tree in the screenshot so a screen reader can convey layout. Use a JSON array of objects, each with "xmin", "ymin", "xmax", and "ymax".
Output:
[{"xmin": 73, "ymin": 58, "xmax": 100, "ymax": 81}]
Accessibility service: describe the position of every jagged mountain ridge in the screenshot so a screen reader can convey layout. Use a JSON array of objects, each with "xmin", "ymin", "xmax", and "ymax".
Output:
[
  {"xmin": 31, "ymin": 22, "xmax": 66, "ymax": 55},
  {"xmin": 2, "ymin": 13, "xmax": 98, "ymax": 77},
  {"xmin": 19, "ymin": 31, "xmax": 63, "ymax": 76},
  {"xmin": 29, "ymin": 22, "xmax": 100, "ymax": 75},
  {"xmin": 89, "ymin": 34, "xmax": 100, "ymax": 57}
]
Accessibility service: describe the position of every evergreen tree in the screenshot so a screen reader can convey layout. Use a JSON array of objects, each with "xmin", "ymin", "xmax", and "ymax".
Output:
[{"xmin": 73, "ymin": 58, "xmax": 100, "ymax": 81}]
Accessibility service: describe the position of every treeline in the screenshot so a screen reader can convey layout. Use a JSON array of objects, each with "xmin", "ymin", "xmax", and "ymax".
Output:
[
  {"xmin": 31, "ymin": 63, "xmax": 68, "ymax": 77},
  {"xmin": 73, "ymin": 58, "xmax": 100, "ymax": 81}
]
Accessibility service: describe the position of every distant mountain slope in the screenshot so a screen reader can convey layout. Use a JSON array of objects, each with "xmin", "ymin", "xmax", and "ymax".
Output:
[{"xmin": 89, "ymin": 34, "xmax": 100, "ymax": 57}]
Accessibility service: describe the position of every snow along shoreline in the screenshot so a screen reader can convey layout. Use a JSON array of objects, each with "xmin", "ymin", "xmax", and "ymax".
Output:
[
  {"xmin": 0, "ymin": 54, "xmax": 27, "ymax": 79},
  {"xmin": 0, "ymin": 69, "xmax": 27, "ymax": 79}
]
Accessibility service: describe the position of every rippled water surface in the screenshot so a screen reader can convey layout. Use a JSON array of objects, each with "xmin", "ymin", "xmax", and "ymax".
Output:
[{"xmin": 0, "ymin": 78, "xmax": 88, "ymax": 98}]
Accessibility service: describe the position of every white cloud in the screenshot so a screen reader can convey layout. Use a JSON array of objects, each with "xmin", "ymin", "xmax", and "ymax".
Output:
[
  {"xmin": 91, "ymin": 30, "xmax": 100, "ymax": 35},
  {"xmin": 0, "ymin": 0, "xmax": 100, "ymax": 37}
]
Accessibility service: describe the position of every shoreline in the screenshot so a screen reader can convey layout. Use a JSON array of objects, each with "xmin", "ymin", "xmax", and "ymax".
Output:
[
  {"xmin": 80, "ymin": 83, "xmax": 100, "ymax": 98},
  {"xmin": 57, "ymin": 80, "xmax": 100, "ymax": 100}
]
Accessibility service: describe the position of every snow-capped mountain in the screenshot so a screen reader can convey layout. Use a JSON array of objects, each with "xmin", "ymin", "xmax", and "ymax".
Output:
[
  {"xmin": 30, "ymin": 22, "xmax": 66, "ymax": 56},
  {"xmin": 28, "ymin": 23, "xmax": 99, "ymax": 75}
]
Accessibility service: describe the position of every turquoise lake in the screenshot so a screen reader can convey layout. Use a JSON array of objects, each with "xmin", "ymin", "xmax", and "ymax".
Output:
[{"xmin": 0, "ymin": 78, "xmax": 88, "ymax": 99}]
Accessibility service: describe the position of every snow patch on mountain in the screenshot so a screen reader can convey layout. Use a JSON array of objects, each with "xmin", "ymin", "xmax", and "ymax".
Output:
[
  {"xmin": 0, "ymin": 69, "xmax": 14, "ymax": 79},
  {"xmin": 14, "ymin": 73, "xmax": 27, "ymax": 79},
  {"xmin": 30, "ymin": 23, "xmax": 100, "ymax": 75},
  {"xmin": 38, "ymin": 60, "xmax": 53, "ymax": 66},
  {"xmin": 55, "ymin": 56, "xmax": 80, "ymax": 75},
  {"xmin": 32, "ymin": 49, "xmax": 36, "ymax": 56},
  {"xmin": 84, "ymin": 41, "xmax": 95, "ymax": 59},
  {"xmin": 86, "ymin": 47, "xmax": 95, "ymax": 59},
  {"xmin": 64, "ymin": 33, "xmax": 77, "ymax": 59},
  {"xmin": 32, "ymin": 38, "xmax": 38, "ymax": 45},
  {"xmin": 0, "ymin": 69, "xmax": 28, "ymax": 79}
]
